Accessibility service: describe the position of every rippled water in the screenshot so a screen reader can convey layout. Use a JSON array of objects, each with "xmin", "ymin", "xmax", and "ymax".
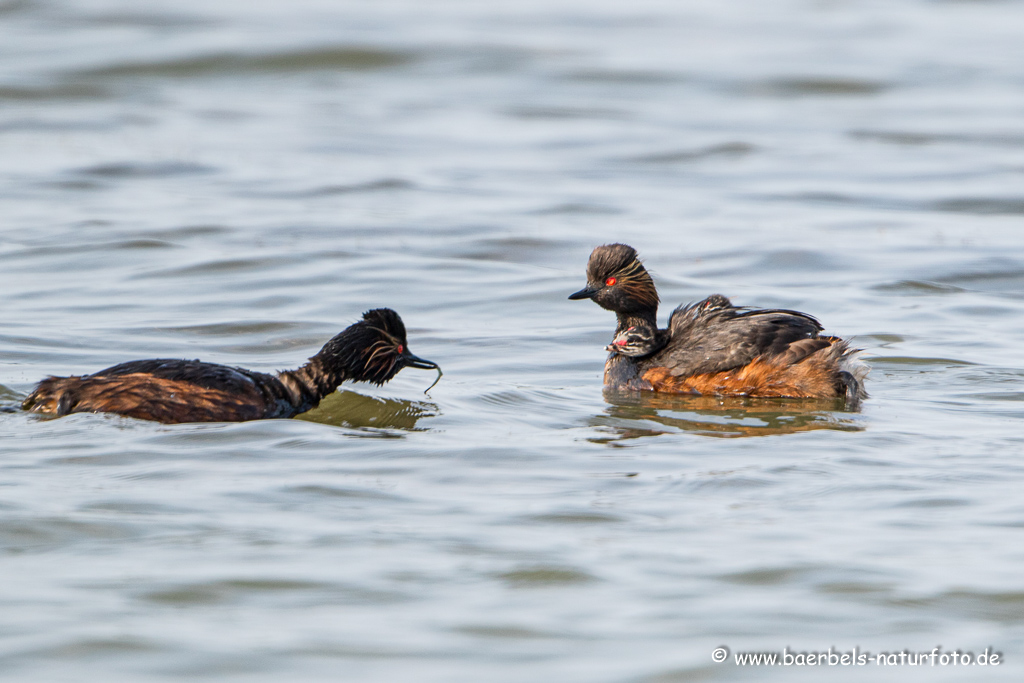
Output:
[{"xmin": 3, "ymin": 0, "xmax": 1024, "ymax": 680}]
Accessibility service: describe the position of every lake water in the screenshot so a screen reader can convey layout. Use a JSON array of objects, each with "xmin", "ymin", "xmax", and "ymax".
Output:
[{"xmin": 2, "ymin": 0, "xmax": 1024, "ymax": 680}]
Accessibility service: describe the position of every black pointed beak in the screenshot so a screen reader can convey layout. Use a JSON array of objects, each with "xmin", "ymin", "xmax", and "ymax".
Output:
[
  {"xmin": 569, "ymin": 285, "xmax": 599, "ymax": 300},
  {"xmin": 402, "ymin": 352, "xmax": 438, "ymax": 370}
]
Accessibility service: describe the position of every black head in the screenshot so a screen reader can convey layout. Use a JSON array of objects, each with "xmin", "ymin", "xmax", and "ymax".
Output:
[
  {"xmin": 318, "ymin": 308, "xmax": 439, "ymax": 385},
  {"xmin": 568, "ymin": 243, "xmax": 659, "ymax": 314}
]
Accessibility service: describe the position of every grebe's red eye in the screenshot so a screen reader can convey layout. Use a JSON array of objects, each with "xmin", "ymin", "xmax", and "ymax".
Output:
[
  {"xmin": 605, "ymin": 277, "xmax": 617, "ymax": 287},
  {"xmin": 397, "ymin": 344, "xmax": 404, "ymax": 354}
]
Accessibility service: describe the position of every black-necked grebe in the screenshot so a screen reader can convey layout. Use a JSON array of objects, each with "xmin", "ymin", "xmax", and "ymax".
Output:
[
  {"xmin": 23, "ymin": 308, "xmax": 441, "ymax": 424},
  {"xmin": 571, "ymin": 244, "xmax": 867, "ymax": 401}
]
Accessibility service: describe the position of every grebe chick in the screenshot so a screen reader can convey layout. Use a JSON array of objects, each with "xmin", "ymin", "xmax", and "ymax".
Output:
[
  {"xmin": 606, "ymin": 323, "xmax": 667, "ymax": 357},
  {"xmin": 23, "ymin": 308, "xmax": 441, "ymax": 424},
  {"xmin": 571, "ymin": 244, "xmax": 867, "ymax": 401}
]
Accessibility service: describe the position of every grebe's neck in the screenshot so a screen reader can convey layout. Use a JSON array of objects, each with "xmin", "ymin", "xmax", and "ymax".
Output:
[
  {"xmin": 615, "ymin": 310, "xmax": 658, "ymax": 336},
  {"xmin": 277, "ymin": 358, "xmax": 349, "ymax": 413},
  {"xmin": 604, "ymin": 353, "xmax": 654, "ymax": 391}
]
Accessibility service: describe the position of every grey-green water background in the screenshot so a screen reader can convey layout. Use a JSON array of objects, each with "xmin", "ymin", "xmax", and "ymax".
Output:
[{"xmin": 2, "ymin": 0, "xmax": 1024, "ymax": 681}]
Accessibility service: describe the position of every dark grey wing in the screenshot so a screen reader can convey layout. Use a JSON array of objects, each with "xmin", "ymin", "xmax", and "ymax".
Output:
[
  {"xmin": 96, "ymin": 359, "xmax": 274, "ymax": 394},
  {"xmin": 666, "ymin": 295, "xmax": 737, "ymax": 337},
  {"xmin": 650, "ymin": 297, "xmax": 825, "ymax": 376}
]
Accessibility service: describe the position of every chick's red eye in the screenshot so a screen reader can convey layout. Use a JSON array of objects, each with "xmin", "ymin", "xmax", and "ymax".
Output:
[
  {"xmin": 397, "ymin": 344, "xmax": 404, "ymax": 354},
  {"xmin": 605, "ymin": 277, "xmax": 617, "ymax": 287}
]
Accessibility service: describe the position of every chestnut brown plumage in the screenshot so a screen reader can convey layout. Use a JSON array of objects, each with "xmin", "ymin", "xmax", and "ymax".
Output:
[
  {"xmin": 22, "ymin": 308, "xmax": 441, "ymax": 424},
  {"xmin": 571, "ymin": 244, "xmax": 867, "ymax": 402}
]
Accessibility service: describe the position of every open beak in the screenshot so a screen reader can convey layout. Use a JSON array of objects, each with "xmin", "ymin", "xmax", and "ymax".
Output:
[
  {"xmin": 402, "ymin": 351, "xmax": 443, "ymax": 393},
  {"xmin": 568, "ymin": 285, "xmax": 599, "ymax": 300}
]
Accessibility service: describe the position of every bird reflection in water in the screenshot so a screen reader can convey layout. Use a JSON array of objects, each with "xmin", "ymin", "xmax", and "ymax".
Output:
[
  {"xmin": 590, "ymin": 392, "xmax": 864, "ymax": 442},
  {"xmin": 295, "ymin": 389, "xmax": 438, "ymax": 433}
]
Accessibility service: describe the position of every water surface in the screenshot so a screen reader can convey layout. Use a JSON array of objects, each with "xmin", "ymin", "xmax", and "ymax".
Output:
[{"xmin": 2, "ymin": 0, "xmax": 1024, "ymax": 680}]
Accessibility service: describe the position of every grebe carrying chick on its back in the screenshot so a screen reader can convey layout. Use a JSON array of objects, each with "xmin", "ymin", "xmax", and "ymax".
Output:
[
  {"xmin": 570, "ymin": 244, "xmax": 867, "ymax": 403},
  {"xmin": 23, "ymin": 308, "xmax": 441, "ymax": 424}
]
